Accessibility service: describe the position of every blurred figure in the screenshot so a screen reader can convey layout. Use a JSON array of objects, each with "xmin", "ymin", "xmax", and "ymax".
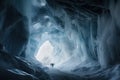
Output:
[{"xmin": 50, "ymin": 63, "xmax": 54, "ymax": 68}]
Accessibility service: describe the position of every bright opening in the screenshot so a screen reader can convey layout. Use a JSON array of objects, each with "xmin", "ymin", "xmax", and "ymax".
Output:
[{"xmin": 35, "ymin": 40, "xmax": 54, "ymax": 67}]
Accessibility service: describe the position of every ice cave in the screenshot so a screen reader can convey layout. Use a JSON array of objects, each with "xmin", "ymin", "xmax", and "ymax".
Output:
[{"xmin": 0, "ymin": 0, "xmax": 120, "ymax": 80}]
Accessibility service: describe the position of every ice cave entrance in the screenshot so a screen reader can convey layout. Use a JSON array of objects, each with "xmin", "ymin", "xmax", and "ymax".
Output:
[{"xmin": 35, "ymin": 40, "xmax": 54, "ymax": 67}]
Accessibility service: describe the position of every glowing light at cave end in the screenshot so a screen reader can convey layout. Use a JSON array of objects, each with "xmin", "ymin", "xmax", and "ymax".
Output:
[{"xmin": 35, "ymin": 40, "xmax": 54, "ymax": 66}]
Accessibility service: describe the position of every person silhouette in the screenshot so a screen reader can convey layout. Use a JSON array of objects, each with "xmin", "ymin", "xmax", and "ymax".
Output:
[{"xmin": 50, "ymin": 63, "xmax": 54, "ymax": 68}]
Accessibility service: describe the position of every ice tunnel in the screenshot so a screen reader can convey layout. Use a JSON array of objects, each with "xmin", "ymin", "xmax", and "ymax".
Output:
[{"xmin": 0, "ymin": 0, "xmax": 120, "ymax": 80}]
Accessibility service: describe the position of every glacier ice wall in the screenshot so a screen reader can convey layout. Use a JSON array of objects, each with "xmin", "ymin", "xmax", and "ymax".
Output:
[{"xmin": 97, "ymin": 0, "xmax": 120, "ymax": 68}]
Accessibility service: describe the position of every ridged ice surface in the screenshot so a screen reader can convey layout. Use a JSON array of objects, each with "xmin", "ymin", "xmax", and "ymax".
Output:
[{"xmin": 0, "ymin": 0, "xmax": 120, "ymax": 80}]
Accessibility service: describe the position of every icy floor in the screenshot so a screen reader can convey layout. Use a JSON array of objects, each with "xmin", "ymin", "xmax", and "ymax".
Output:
[
  {"xmin": 46, "ymin": 68, "xmax": 84, "ymax": 80},
  {"xmin": 45, "ymin": 65, "xmax": 120, "ymax": 80}
]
